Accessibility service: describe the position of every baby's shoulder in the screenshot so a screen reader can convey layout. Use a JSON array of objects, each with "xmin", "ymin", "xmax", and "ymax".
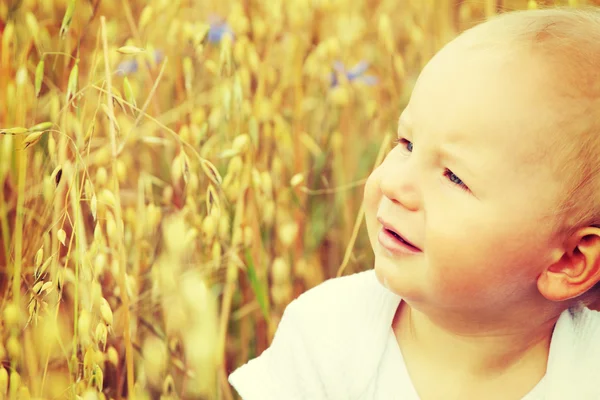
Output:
[
  {"xmin": 292, "ymin": 269, "xmax": 380, "ymax": 305},
  {"xmin": 228, "ymin": 270, "xmax": 400, "ymax": 399},
  {"xmin": 281, "ymin": 269, "xmax": 399, "ymax": 360},
  {"xmin": 276, "ymin": 269, "xmax": 400, "ymax": 396},
  {"xmin": 286, "ymin": 269, "xmax": 394, "ymax": 328}
]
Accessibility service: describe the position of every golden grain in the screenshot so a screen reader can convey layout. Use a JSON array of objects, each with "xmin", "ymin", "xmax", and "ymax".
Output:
[
  {"xmin": 34, "ymin": 247, "xmax": 44, "ymax": 270},
  {"xmin": 66, "ymin": 62, "xmax": 79, "ymax": 101},
  {"xmin": 231, "ymin": 226, "xmax": 243, "ymax": 247},
  {"xmin": 41, "ymin": 281, "xmax": 53, "ymax": 295},
  {"xmin": 35, "ymin": 256, "xmax": 52, "ymax": 282},
  {"xmin": 81, "ymin": 389, "xmax": 99, "ymax": 400},
  {"xmin": 299, "ymin": 133, "xmax": 323, "ymax": 157},
  {"xmin": 139, "ymin": 6, "xmax": 154, "ymax": 31},
  {"xmin": 146, "ymin": 203, "xmax": 162, "ymax": 233},
  {"xmin": 232, "ymin": 133, "xmax": 251, "ymax": 153},
  {"xmin": 162, "ymin": 374, "xmax": 175, "ymax": 396},
  {"xmin": 142, "ymin": 335, "xmax": 168, "ymax": 388},
  {"xmin": 99, "ymin": 298, "xmax": 113, "ymax": 327},
  {"xmin": 107, "ymin": 346, "xmax": 119, "ymax": 367},
  {"xmin": 117, "ymin": 45, "xmax": 146, "ymax": 55},
  {"xmin": 200, "ymin": 159, "xmax": 223, "ymax": 186},
  {"xmin": 116, "ymin": 159, "xmax": 127, "ymax": 183},
  {"xmin": 123, "ymin": 77, "xmax": 137, "ymax": 112},
  {"xmin": 42, "ymin": 176, "xmax": 54, "ymax": 201},
  {"xmin": 251, "ymin": 168, "xmax": 262, "ymax": 191},
  {"xmin": 56, "ymin": 228, "xmax": 67, "ymax": 246},
  {"xmin": 22, "ymin": 131, "xmax": 44, "ymax": 149},
  {"xmin": 278, "ymin": 221, "xmax": 299, "ymax": 247},
  {"xmin": 59, "ymin": 0, "xmax": 76, "ymax": 38},
  {"xmin": 211, "ymin": 242, "xmax": 222, "ymax": 269},
  {"xmin": 35, "ymin": 60, "xmax": 44, "ymax": 98},
  {"xmin": 206, "ymin": 184, "xmax": 220, "ymax": 216},
  {"xmin": 9, "ymin": 371, "xmax": 20, "ymax": 400},
  {"xmin": 0, "ymin": 127, "xmax": 28, "ymax": 135},
  {"xmin": 162, "ymin": 186, "xmax": 173, "ymax": 205},
  {"xmin": 25, "ymin": 11, "xmax": 39, "ymax": 39},
  {"xmin": 258, "ymin": 200, "xmax": 273, "ymax": 226},
  {"xmin": 6, "ymin": 335, "xmax": 20, "ymax": 360},
  {"xmin": 50, "ymin": 166, "xmax": 62, "ymax": 187},
  {"xmin": 2, "ymin": 21, "xmax": 14, "ymax": 65},
  {"xmin": 93, "ymin": 224, "xmax": 103, "ymax": 246},
  {"xmin": 218, "ymin": 214, "xmax": 230, "ymax": 241},
  {"xmin": 270, "ymin": 284, "xmax": 292, "ymax": 308},
  {"xmin": 330, "ymin": 85, "xmax": 351, "ymax": 106},
  {"xmin": 183, "ymin": 56, "xmax": 194, "ymax": 92},
  {"xmin": 170, "ymin": 152, "xmax": 184, "ymax": 184},
  {"xmin": 95, "ymin": 322, "xmax": 108, "ymax": 350},
  {"xmin": 290, "ymin": 173, "xmax": 304, "ymax": 188},
  {"xmin": 32, "ymin": 281, "xmax": 44, "ymax": 295},
  {"xmin": 91, "ymin": 364, "xmax": 103, "ymax": 391},
  {"xmin": 95, "ymin": 167, "xmax": 108, "ymax": 187},
  {"xmin": 378, "ymin": 14, "xmax": 395, "ymax": 54},
  {"xmin": 79, "ymin": 309, "xmax": 93, "ymax": 348},
  {"xmin": 29, "ymin": 122, "xmax": 53, "ymax": 133},
  {"xmin": 202, "ymin": 214, "xmax": 217, "ymax": 242},
  {"xmin": 0, "ymin": 366, "xmax": 7, "ymax": 397},
  {"xmin": 91, "ymin": 194, "xmax": 97, "ymax": 220}
]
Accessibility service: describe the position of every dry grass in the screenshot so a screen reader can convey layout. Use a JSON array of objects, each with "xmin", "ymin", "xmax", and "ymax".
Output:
[{"xmin": 0, "ymin": 0, "xmax": 597, "ymax": 398}]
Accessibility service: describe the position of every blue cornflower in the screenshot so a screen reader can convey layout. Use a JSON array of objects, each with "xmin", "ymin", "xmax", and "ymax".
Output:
[
  {"xmin": 116, "ymin": 49, "xmax": 165, "ymax": 76},
  {"xmin": 207, "ymin": 17, "xmax": 234, "ymax": 44},
  {"xmin": 330, "ymin": 60, "xmax": 378, "ymax": 87}
]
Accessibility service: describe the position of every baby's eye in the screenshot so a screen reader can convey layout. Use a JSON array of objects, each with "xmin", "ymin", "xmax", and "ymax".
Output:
[
  {"xmin": 444, "ymin": 168, "xmax": 469, "ymax": 192},
  {"xmin": 393, "ymin": 137, "xmax": 413, "ymax": 152}
]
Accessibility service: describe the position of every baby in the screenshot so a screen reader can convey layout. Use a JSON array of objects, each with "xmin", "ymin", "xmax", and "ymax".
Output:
[{"xmin": 229, "ymin": 7, "xmax": 600, "ymax": 400}]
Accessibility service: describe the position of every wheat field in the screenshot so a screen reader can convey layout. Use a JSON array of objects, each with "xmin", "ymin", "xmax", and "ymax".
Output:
[{"xmin": 0, "ymin": 0, "xmax": 597, "ymax": 398}]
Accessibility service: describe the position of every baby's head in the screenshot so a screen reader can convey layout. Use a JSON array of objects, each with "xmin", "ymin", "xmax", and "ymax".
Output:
[{"xmin": 364, "ymin": 8, "xmax": 600, "ymax": 323}]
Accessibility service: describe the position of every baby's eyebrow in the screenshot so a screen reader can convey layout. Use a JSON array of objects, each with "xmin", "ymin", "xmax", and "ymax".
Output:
[{"xmin": 438, "ymin": 144, "xmax": 477, "ymax": 179}]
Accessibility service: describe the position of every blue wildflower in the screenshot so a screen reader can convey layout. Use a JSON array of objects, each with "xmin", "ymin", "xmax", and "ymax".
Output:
[
  {"xmin": 207, "ymin": 17, "xmax": 234, "ymax": 44},
  {"xmin": 330, "ymin": 60, "xmax": 378, "ymax": 87},
  {"xmin": 116, "ymin": 59, "xmax": 138, "ymax": 76},
  {"xmin": 116, "ymin": 49, "xmax": 165, "ymax": 76}
]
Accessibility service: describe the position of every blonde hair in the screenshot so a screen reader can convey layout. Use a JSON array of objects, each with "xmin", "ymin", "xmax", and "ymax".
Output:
[{"xmin": 461, "ymin": 8, "xmax": 600, "ymax": 306}]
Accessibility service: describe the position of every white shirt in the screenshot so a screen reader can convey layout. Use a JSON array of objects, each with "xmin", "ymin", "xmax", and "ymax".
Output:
[{"xmin": 228, "ymin": 269, "xmax": 600, "ymax": 399}]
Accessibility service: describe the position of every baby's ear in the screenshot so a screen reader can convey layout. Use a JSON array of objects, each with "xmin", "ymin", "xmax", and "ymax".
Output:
[{"xmin": 538, "ymin": 227, "xmax": 600, "ymax": 302}]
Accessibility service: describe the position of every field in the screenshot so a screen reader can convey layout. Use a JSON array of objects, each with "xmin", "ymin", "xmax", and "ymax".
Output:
[{"xmin": 0, "ymin": 0, "xmax": 597, "ymax": 398}]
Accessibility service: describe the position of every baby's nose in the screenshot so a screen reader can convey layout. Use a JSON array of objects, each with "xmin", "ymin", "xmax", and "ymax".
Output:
[{"xmin": 377, "ymin": 157, "xmax": 422, "ymax": 212}]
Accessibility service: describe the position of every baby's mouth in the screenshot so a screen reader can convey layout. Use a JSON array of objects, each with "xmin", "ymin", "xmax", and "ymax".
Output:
[{"xmin": 384, "ymin": 227, "xmax": 421, "ymax": 251}]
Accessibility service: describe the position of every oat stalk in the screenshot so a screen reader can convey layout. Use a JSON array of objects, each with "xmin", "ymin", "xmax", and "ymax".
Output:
[
  {"xmin": 100, "ymin": 16, "xmax": 135, "ymax": 398},
  {"xmin": 337, "ymin": 133, "xmax": 392, "ymax": 278}
]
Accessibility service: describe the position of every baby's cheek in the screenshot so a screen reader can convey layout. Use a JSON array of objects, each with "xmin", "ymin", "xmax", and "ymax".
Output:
[
  {"xmin": 363, "ymin": 170, "xmax": 381, "ymax": 205},
  {"xmin": 424, "ymin": 217, "xmax": 498, "ymax": 287},
  {"xmin": 426, "ymin": 216, "xmax": 540, "ymax": 299},
  {"xmin": 363, "ymin": 171, "xmax": 382, "ymax": 247}
]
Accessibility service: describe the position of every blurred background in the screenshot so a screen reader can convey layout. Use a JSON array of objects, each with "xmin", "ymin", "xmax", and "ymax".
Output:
[{"xmin": 0, "ymin": 0, "xmax": 598, "ymax": 398}]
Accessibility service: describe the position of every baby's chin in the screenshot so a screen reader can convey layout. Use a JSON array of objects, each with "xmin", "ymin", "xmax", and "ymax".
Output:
[
  {"xmin": 373, "ymin": 256, "xmax": 424, "ymax": 300},
  {"xmin": 373, "ymin": 263, "xmax": 397, "ymax": 293}
]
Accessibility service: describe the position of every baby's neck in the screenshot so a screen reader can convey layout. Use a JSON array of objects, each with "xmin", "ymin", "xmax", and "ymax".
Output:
[{"xmin": 393, "ymin": 301, "xmax": 557, "ymax": 382}]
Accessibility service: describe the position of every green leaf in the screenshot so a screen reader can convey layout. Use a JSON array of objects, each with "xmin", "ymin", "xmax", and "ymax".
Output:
[
  {"xmin": 306, "ymin": 201, "xmax": 328, "ymax": 253},
  {"xmin": 244, "ymin": 249, "xmax": 270, "ymax": 321}
]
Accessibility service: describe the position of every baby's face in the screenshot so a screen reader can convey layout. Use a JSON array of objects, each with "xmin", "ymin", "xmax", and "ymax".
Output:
[{"xmin": 364, "ymin": 39, "xmax": 569, "ymax": 313}]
